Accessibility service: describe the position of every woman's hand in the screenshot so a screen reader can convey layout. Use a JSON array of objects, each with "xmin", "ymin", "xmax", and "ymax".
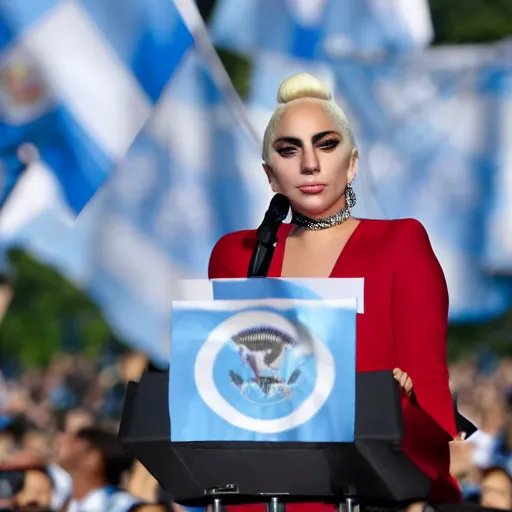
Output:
[{"xmin": 393, "ymin": 368, "xmax": 413, "ymax": 398}]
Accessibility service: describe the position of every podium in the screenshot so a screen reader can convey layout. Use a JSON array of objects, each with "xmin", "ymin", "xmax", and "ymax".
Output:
[{"xmin": 119, "ymin": 369, "xmax": 430, "ymax": 510}]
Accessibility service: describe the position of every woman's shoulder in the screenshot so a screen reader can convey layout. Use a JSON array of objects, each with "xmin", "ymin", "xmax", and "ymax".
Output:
[
  {"xmin": 364, "ymin": 217, "xmax": 430, "ymax": 242},
  {"xmin": 211, "ymin": 229, "xmax": 258, "ymax": 253},
  {"xmin": 208, "ymin": 229, "xmax": 258, "ymax": 278},
  {"xmin": 359, "ymin": 218, "xmax": 433, "ymax": 262}
]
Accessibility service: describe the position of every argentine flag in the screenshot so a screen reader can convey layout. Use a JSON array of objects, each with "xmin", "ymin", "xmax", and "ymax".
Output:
[
  {"xmin": 0, "ymin": 0, "xmax": 192, "ymax": 214},
  {"xmin": 0, "ymin": 0, "xmax": 271, "ymax": 366},
  {"xmin": 210, "ymin": 0, "xmax": 434, "ymax": 60}
]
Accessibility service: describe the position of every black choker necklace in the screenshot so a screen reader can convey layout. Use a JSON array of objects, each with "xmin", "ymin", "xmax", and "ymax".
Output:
[{"xmin": 291, "ymin": 205, "xmax": 351, "ymax": 230}]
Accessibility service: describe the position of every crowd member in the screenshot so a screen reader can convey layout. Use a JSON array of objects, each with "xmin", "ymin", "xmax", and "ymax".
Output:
[
  {"xmin": 479, "ymin": 466, "xmax": 512, "ymax": 510},
  {"xmin": 13, "ymin": 466, "xmax": 54, "ymax": 512},
  {"xmin": 56, "ymin": 426, "xmax": 140, "ymax": 512}
]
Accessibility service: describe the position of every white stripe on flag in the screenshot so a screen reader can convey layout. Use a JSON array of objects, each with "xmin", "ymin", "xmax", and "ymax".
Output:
[
  {"xmin": 393, "ymin": 0, "xmax": 434, "ymax": 47},
  {"xmin": 147, "ymin": 92, "xmax": 212, "ymax": 172},
  {"xmin": 494, "ymin": 91, "xmax": 512, "ymax": 257},
  {"xmin": 97, "ymin": 213, "xmax": 186, "ymax": 313},
  {"xmin": 0, "ymin": 162, "xmax": 75, "ymax": 238},
  {"xmin": 22, "ymin": 0, "xmax": 152, "ymax": 161},
  {"xmin": 286, "ymin": 0, "xmax": 329, "ymax": 26}
]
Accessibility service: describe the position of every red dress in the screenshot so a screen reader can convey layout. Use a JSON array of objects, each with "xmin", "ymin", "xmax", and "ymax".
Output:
[{"xmin": 208, "ymin": 218, "xmax": 460, "ymax": 509}]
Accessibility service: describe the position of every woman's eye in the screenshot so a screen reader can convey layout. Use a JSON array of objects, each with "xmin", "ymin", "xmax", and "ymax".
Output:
[
  {"xmin": 319, "ymin": 139, "xmax": 340, "ymax": 150},
  {"xmin": 277, "ymin": 146, "xmax": 296, "ymax": 156}
]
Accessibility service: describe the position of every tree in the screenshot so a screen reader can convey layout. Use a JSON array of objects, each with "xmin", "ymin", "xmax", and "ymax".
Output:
[
  {"xmin": 0, "ymin": 250, "xmax": 112, "ymax": 367},
  {"xmin": 430, "ymin": 0, "xmax": 512, "ymax": 45}
]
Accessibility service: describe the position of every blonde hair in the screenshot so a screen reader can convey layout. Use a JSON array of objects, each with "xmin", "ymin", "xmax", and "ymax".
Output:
[{"xmin": 262, "ymin": 73, "xmax": 357, "ymax": 162}]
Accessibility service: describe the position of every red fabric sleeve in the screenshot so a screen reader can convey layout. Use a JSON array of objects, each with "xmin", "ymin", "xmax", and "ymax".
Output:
[
  {"xmin": 392, "ymin": 219, "xmax": 457, "ymax": 446},
  {"xmin": 208, "ymin": 230, "xmax": 256, "ymax": 279},
  {"xmin": 208, "ymin": 234, "xmax": 238, "ymax": 278}
]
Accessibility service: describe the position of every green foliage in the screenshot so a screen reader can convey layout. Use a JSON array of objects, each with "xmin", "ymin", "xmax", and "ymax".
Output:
[
  {"xmin": 430, "ymin": 0, "xmax": 512, "ymax": 44},
  {"xmin": 215, "ymin": 48, "xmax": 252, "ymax": 99},
  {"xmin": 195, "ymin": 0, "xmax": 217, "ymax": 23},
  {"xmin": 0, "ymin": 250, "xmax": 112, "ymax": 367},
  {"xmin": 447, "ymin": 308, "xmax": 512, "ymax": 361}
]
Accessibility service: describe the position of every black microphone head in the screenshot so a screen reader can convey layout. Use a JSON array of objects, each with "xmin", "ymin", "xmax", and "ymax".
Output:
[
  {"xmin": 256, "ymin": 194, "xmax": 290, "ymax": 245},
  {"xmin": 268, "ymin": 193, "xmax": 290, "ymax": 221}
]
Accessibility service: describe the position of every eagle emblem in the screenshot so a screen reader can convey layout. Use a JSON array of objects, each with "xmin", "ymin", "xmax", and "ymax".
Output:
[{"xmin": 229, "ymin": 325, "xmax": 302, "ymax": 400}]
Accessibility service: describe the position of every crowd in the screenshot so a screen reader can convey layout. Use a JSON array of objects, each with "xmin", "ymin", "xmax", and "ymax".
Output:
[
  {"xmin": 1, "ymin": 350, "xmax": 512, "ymax": 511},
  {"xmin": 449, "ymin": 354, "xmax": 512, "ymax": 508},
  {"xmin": 0, "ymin": 351, "xmax": 177, "ymax": 511}
]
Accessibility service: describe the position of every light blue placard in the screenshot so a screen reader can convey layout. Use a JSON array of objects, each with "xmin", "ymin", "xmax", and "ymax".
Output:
[
  {"xmin": 211, "ymin": 278, "xmax": 364, "ymax": 313},
  {"xmin": 169, "ymin": 298, "xmax": 356, "ymax": 443},
  {"xmin": 213, "ymin": 278, "xmax": 323, "ymax": 301}
]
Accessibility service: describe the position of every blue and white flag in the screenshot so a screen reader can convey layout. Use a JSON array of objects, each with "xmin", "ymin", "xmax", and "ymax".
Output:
[
  {"xmin": 0, "ymin": 0, "xmax": 270, "ymax": 365},
  {"xmin": 84, "ymin": 42, "xmax": 267, "ymax": 365},
  {"xmin": 169, "ymin": 298, "xmax": 357, "ymax": 443},
  {"xmin": 245, "ymin": 48, "xmax": 512, "ymax": 322},
  {"xmin": 210, "ymin": 0, "xmax": 433, "ymax": 60},
  {"xmin": 0, "ymin": 0, "xmax": 193, "ymax": 213},
  {"xmin": 483, "ymin": 54, "xmax": 512, "ymax": 275}
]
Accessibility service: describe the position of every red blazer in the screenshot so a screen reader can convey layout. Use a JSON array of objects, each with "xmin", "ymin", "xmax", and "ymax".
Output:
[{"xmin": 208, "ymin": 218, "xmax": 460, "ymax": 509}]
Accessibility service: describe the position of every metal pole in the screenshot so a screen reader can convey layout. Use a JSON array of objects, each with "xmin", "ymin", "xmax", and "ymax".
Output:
[
  {"xmin": 337, "ymin": 498, "xmax": 360, "ymax": 512},
  {"xmin": 266, "ymin": 497, "xmax": 285, "ymax": 512},
  {"xmin": 212, "ymin": 498, "xmax": 225, "ymax": 512}
]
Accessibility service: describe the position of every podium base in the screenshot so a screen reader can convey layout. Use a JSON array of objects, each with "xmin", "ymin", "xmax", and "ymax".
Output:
[
  {"xmin": 212, "ymin": 499, "xmax": 225, "ymax": 512},
  {"xmin": 207, "ymin": 496, "xmax": 361, "ymax": 512},
  {"xmin": 338, "ymin": 497, "xmax": 360, "ymax": 512},
  {"xmin": 267, "ymin": 497, "xmax": 286, "ymax": 512},
  {"xmin": 120, "ymin": 370, "xmax": 430, "ymax": 505}
]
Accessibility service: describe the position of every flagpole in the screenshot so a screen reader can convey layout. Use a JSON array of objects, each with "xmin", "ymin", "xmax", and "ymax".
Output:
[{"xmin": 173, "ymin": 0, "xmax": 262, "ymax": 145}]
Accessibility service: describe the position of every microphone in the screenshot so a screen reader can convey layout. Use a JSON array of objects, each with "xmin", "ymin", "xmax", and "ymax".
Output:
[{"xmin": 247, "ymin": 194, "xmax": 290, "ymax": 278}]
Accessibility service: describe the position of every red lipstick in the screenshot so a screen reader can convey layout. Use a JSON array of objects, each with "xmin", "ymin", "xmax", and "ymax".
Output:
[{"xmin": 298, "ymin": 184, "xmax": 326, "ymax": 194}]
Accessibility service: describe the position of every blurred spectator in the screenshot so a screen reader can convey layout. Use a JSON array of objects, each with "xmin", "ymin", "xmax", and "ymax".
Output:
[
  {"xmin": 130, "ymin": 505, "xmax": 173, "ymax": 512},
  {"xmin": 490, "ymin": 390, "xmax": 512, "ymax": 473},
  {"xmin": 56, "ymin": 426, "xmax": 140, "ymax": 511},
  {"xmin": 0, "ymin": 415, "xmax": 16, "ymax": 459},
  {"xmin": 0, "ymin": 415, "xmax": 34, "ymax": 460},
  {"xmin": 123, "ymin": 461, "xmax": 162, "ymax": 503},
  {"xmin": 479, "ymin": 466, "xmax": 512, "ymax": 510},
  {"xmin": 61, "ymin": 408, "xmax": 95, "ymax": 435},
  {"xmin": 22, "ymin": 428, "xmax": 56, "ymax": 462},
  {"xmin": 13, "ymin": 466, "xmax": 54, "ymax": 512}
]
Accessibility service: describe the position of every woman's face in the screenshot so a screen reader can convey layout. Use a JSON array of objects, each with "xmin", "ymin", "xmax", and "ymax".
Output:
[{"xmin": 264, "ymin": 99, "xmax": 357, "ymax": 218}]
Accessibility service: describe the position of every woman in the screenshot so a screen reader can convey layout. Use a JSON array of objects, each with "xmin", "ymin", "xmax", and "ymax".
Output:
[{"xmin": 208, "ymin": 73, "xmax": 459, "ymax": 509}]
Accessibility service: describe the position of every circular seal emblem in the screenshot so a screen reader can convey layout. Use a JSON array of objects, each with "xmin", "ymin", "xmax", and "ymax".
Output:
[
  {"xmin": 0, "ymin": 48, "xmax": 52, "ymax": 125},
  {"xmin": 194, "ymin": 309, "xmax": 335, "ymax": 434}
]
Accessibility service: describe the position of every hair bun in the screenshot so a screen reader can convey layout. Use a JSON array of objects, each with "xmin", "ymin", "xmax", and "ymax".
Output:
[{"xmin": 276, "ymin": 73, "xmax": 332, "ymax": 104}]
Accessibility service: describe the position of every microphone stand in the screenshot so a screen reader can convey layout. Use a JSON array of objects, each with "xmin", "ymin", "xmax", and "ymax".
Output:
[
  {"xmin": 247, "ymin": 194, "xmax": 289, "ymax": 278},
  {"xmin": 247, "ymin": 224, "xmax": 277, "ymax": 278}
]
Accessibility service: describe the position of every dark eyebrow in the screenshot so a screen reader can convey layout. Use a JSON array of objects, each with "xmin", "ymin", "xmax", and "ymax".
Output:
[{"xmin": 273, "ymin": 130, "xmax": 341, "ymax": 147}]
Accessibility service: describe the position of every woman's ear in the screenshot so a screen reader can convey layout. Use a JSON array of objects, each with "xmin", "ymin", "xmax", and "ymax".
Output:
[
  {"xmin": 347, "ymin": 149, "xmax": 359, "ymax": 184},
  {"xmin": 263, "ymin": 163, "xmax": 278, "ymax": 193}
]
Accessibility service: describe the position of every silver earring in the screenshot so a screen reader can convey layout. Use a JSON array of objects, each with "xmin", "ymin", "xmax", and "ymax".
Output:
[{"xmin": 345, "ymin": 182, "xmax": 356, "ymax": 208}]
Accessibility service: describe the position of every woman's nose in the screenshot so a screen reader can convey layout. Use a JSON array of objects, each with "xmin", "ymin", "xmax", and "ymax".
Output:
[{"xmin": 300, "ymin": 147, "xmax": 320, "ymax": 174}]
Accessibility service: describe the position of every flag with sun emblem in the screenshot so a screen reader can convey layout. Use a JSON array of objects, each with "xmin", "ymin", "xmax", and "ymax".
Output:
[{"xmin": 169, "ymin": 298, "xmax": 357, "ymax": 443}]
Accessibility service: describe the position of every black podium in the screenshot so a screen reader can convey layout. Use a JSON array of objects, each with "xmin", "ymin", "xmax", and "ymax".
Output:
[{"xmin": 119, "ymin": 369, "xmax": 430, "ymax": 510}]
